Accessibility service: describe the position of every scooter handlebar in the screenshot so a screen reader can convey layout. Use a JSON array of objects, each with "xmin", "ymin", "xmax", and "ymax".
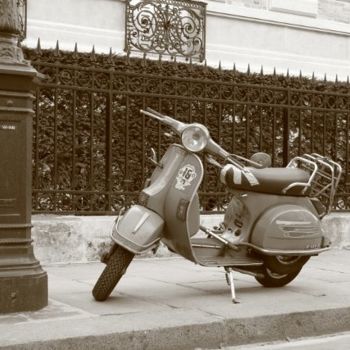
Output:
[
  {"xmin": 140, "ymin": 108, "xmax": 244, "ymax": 168},
  {"xmin": 140, "ymin": 108, "xmax": 186, "ymax": 135}
]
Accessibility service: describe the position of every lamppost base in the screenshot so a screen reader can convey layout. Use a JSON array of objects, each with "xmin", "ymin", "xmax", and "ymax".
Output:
[
  {"xmin": 0, "ymin": 37, "xmax": 48, "ymax": 314},
  {"xmin": 0, "ymin": 0, "xmax": 48, "ymax": 315},
  {"xmin": 0, "ymin": 269, "xmax": 47, "ymax": 313}
]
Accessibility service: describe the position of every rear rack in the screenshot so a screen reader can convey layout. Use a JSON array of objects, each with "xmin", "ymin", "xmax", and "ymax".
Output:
[{"xmin": 285, "ymin": 153, "xmax": 342, "ymax": 214}]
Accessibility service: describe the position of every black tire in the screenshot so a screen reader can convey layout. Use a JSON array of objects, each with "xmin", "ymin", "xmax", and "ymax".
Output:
[
  {"xmin": 92, "ymin": 245, "xmax": 134, "ymax": 301},
  {"xmin": 263, "ymin": 255, "xmax": 310, "ymax": 274},
  {"xmin": 255, "ymin": 267, "xmax": 301, "ymax": 288}
]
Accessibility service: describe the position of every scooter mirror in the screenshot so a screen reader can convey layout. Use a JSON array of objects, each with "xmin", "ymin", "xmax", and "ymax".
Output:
[
  {"xmin": 148, "ymin": 147, "xmax": 162, "ymax": 168},
  {"xmin": 150, "ymin": 148, "xmax": 158, "ymax": 163},
  {"xmin": 250, "ymin": 152, "xmax": 272, "ymax": 168}
]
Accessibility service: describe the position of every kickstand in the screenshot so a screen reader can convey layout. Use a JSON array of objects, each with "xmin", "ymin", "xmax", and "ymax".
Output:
[{"xmin": 225, "ymin": 268, "xmax": 240, "ymax": 304}]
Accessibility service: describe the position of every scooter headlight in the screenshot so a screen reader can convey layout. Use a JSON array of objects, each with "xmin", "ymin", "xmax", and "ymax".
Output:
[{"xmin": 181, "ymin": 124, "xmax": 210, "ymax": 153}]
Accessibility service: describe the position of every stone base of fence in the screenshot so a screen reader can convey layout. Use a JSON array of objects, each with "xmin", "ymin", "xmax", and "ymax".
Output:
[{"xmin": 32, "ymin": 213, "xmax": 350, "ymax": 264}]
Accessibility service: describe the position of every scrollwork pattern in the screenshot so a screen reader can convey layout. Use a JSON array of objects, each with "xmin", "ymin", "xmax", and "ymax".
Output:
[{"xmin": 125, "ymin": 0, "xmax": 206, "ymax": 61}]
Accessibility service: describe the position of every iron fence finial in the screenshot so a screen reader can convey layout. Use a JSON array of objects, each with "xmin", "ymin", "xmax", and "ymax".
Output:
[
  {"xmin": 90, "ymin": 45, "xmax": 96, "ymax": 61},
  {"xmin": 173, "ymin": 55, "xmax": 178, "ymax": 72},
  {"xmin": 36, "ymin": 38, "xmax": 41, "ymax": 55},
  {"xmin": 54, "ymin": 40, "xmax": 60, "ymax": 56},
  {"xmin": 126, "ymin": 51, "xmax": 130, "ymax": 65},
  {"xmin": 107, "ymin": 47, "xmax": 114, "ymax": 65},
  {"xmin": 74, "ymin": 42, "xmax": 78, "ymax": 53}
]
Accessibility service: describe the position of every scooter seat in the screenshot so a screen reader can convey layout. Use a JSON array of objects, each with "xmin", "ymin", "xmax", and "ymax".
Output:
[{"xmin": 220, "ymin": 165, "xmax": 310, "ymax": 196}]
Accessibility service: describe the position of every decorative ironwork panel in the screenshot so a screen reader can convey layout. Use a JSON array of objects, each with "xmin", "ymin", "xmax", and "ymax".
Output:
[{"xmin": 125, "ymin": 0, "xmax": 206, "ymax": 61}]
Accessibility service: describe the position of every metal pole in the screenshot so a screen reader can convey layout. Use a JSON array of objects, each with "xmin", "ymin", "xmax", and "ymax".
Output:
[{"xmin": 0, "ymin": 0, "xmax": 48, "ymax": 313}]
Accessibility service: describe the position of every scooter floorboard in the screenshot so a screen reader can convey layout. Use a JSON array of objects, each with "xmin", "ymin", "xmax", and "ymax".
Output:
[
  {"xmin": 191, "ymin": 238, "xmax": 263, "ymax": 267},
  {"xmin": 196, "ymin": 255, "xmax": 263, "ymax": 267}
]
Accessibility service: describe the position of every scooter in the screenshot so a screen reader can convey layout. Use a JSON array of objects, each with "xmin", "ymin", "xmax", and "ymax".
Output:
[{"xmin": 92, "ymin": 107, "xmax": 342, "ymax": 303}]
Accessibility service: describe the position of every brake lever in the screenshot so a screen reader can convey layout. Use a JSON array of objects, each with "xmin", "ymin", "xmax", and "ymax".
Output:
[
  {"xmin": 140, "ymin": 109, "xmax": 164, "ymax": 122},
  {"xmin": 140, "ymin": 108, "xmax": 186, "ymax": 135},
  {"xmin": 146, "ymin": 107, "xmax": 165, "ymax": 118}
]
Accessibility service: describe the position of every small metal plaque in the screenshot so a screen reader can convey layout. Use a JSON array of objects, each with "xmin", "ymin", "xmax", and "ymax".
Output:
[
  {"xmin": 0, "ymin": 122, "xmax": 17, "ymax": 131},
  {"xmin": 0, "ymin": 199, "xmax": 16, "ymax": 208}
]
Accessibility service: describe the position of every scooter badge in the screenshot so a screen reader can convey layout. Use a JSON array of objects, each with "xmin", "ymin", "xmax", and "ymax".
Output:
[{"xmin": 175, "ymin": 164, "xmax": 197, "ymax": 190}]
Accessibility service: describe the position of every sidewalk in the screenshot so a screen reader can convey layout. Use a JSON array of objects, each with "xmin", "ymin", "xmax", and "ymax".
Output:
[{"xmin": 1, "ymin": 250, "xmax": 350, "ymax": 350}]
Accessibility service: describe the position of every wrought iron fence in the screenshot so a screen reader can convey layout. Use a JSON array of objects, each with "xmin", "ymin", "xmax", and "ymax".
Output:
[{"xmin": 24, "ymin": 44, "xmax": 350, "ymax": 214}]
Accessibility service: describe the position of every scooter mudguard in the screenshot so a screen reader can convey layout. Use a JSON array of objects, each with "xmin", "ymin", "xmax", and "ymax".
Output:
[
  {"xmin": 251, "ymin": 204, "xmax": 324, "ymax": 252},
  {"xmin": 111, "ymin": 205, "xmax": 164, "ymax": 254}
]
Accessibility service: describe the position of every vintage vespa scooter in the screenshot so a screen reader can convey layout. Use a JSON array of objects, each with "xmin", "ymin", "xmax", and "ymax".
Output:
[{"xmin": 92, "ymin": 107, "xmax": 342, "ymax": 303}]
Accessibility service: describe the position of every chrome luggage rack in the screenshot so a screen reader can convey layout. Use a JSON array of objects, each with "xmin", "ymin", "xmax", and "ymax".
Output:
[{"xmin": 284, "ymin": 153, "xmax": 342, "ymax": 214}]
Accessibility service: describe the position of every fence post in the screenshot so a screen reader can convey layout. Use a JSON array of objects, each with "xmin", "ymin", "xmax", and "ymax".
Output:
[{"xmin": 283, "ymin": 107, "xmax": 290, "ymax": 167}]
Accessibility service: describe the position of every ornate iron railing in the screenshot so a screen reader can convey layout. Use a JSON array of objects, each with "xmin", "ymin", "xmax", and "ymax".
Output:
[
  {"xmin": 23, "ymin": 45, "xmax": 350, "ymax": 214},
  {"xmin": 125, "ymin": 0, "xmax": 206, "ymax": 61}
]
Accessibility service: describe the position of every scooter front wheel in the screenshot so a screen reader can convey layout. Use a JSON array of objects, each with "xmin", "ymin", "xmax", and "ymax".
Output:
[
  {"xmin": 255, "ymin": 267, "xmax": 301, "ymax": 288},
  {"xmin": 92, "ymin": 244, "xmax": 134, "ymax": 301}
]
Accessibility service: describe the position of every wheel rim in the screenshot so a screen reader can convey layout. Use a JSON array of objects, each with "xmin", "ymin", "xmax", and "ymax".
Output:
[
  {"xmin": 265, "ymin": 268, "xmax": 288, "ymax": 279},
  {"xmin": 275, "ymin": 255, "xmax": 301, "ymax": 265}
]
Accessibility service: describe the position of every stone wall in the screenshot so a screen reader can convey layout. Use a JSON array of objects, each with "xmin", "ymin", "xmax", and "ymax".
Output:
[
  {"xmin": 23, "ymin": 0, "xmax": 350, "ymax": 80},
  {"xmin": 215, "ymin": 0, "xmax": 350, "ymax": 23},
  {"xmin": 319, "ymin": 0, "xmax": 350, "ymax": 23},
  {"xmin": 32, "ymin": 213, "xmax": 350, "ymax": 264}
]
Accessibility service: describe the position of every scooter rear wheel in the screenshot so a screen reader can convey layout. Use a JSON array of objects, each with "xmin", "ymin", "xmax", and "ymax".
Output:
[
  {"xmin": 92, "ymin": 244, "xmax": 134, "ymax": 301},
  {"xmin": 263, "ymin": 255, "xmax": 310, "ymax": 274},
  {"xmin": 255, "ymin": 267, "xmax": 301, "ymax": 288}
]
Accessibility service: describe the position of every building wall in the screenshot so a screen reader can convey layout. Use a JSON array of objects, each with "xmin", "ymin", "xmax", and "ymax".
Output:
[
  {"xmin": 24, "ymin": 0, "xmax": 350, "ymax": 80},
  {"xmin": 32, "ymin": 213, "xmax": 350, "ymax": 263}
]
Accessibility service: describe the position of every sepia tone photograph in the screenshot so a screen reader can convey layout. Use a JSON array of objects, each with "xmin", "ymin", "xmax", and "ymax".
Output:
[{"xmin": 0, "ymin": 0, "xmax": 349, "ymax": 349}]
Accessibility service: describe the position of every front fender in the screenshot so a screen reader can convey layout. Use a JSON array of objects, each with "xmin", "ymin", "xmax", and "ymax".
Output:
[{"xmin": 111, "ymin": 205, "xmax": 164, "ymax": 254}]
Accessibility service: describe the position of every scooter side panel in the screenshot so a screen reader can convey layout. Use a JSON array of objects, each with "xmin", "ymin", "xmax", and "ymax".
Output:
[
  {"xmin": 111, "ymin": 205, "xmax": 164, "ymax": 254},
  {"xmin": 250, "ymin": 204, "xmax": 324, "ymax": 251},
  {"xmin": 162, "ymin": 153, "xmax": 203, "ymax": 263}
]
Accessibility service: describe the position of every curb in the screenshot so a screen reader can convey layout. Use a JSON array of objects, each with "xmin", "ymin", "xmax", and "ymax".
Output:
[{"xmin": 3, "ymin": 307, "xmax": 350, "ymax": 350}]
